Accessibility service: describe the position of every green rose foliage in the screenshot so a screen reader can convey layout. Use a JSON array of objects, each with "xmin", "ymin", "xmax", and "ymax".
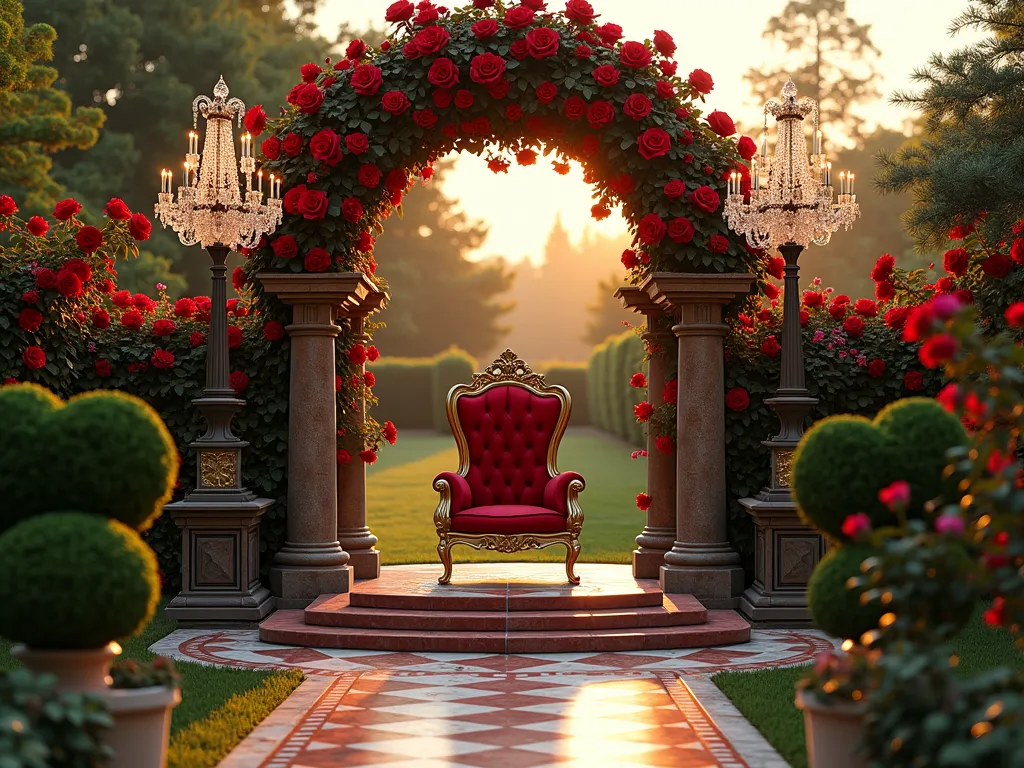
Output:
[
  {"xmin": 807, "ymin": 544, "xmax": 886, "ymax": 641},
  {"xmin": 0, "ymin": 513, "xmax": 160, "ymax": 648}
]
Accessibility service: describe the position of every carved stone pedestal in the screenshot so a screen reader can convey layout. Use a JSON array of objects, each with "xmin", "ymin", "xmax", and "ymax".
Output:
[
  {"xmin": 259, "ymin": 272, "xmax": 386, "ymax": 607},
  {"xmin": 644, "ymin": 272, "xmax": 756, "ymax": 607}
]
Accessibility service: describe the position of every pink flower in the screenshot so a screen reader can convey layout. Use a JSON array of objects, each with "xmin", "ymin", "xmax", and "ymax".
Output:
[
  {"xmin": 840, "ymin": 513, "xmax": 872, "ymax": 541},
  {"xmin": 878, "ymin": 480, "xmax": 911, "ymax": 512},
  {"xmin": 935, "ymin": 514, "xmax": 965, "ymax": 536}
]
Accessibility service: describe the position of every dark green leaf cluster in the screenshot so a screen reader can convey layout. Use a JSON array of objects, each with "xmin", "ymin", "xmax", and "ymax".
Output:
[{"xmin": 806, "ymin": 544, "xmax": 886, "ymax": 641}]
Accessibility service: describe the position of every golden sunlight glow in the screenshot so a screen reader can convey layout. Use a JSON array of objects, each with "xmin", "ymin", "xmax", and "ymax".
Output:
[{"xmin": 841, "ymin": 639, "xmax": 854, "ymax": 652}]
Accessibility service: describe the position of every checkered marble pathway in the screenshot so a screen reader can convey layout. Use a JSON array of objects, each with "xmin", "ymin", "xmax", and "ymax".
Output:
[{"xmin": 154, "ymin": 628, "xmax": 828, "ymax": 766}]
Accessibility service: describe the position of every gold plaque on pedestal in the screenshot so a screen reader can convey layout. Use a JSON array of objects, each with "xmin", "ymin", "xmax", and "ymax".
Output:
[
  {"xmin": 200, "ymin": 451, "xmax": 237, "ymax": 488},
  {"xmin": 774, "ymin": 450, "xmax": 794, "ymax": 488}
]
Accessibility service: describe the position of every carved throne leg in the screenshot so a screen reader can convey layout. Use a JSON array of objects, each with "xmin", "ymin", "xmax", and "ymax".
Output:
[
  {"xmin": 437, "ymin": 538, "xmax": 453, "ymax": 585},
  {"xmin": 565, "ymin": 538, "xmax": 581, "ymax": 585}
]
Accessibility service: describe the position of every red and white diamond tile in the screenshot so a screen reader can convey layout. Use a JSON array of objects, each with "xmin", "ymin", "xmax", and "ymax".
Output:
[
  {"xmin": 151, "ymin": 628, "xmax": 835, "ymax": 677},
  {"xmin": 233, "ymin": 671, "xmax": 748, "ymax": 768}
]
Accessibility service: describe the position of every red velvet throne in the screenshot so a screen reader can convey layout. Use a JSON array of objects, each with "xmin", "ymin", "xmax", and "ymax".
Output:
[{"xmin": 432, "ymin": 350, "xmax": 586, "ymax": 585}]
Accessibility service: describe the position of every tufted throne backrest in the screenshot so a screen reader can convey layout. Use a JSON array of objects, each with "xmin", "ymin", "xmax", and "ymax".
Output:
[{"xmin": 448, "ymin": 351, "xmax": 571, "ymax": 508}]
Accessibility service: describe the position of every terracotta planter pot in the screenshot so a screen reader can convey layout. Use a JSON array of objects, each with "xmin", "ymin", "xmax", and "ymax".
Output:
[
  {"xmin": 104, "ymin": 686, "xmax": 181, "ymax": 768},
  {"xmin": 795, "ymin": 689, "xmax": 868, "ymax": 768},
  {"xmin": 11, "ymin": 643, "xmax": 117, "ymax": 693}
]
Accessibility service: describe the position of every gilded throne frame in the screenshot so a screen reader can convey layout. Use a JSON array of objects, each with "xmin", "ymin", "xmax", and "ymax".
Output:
[{"xmin": 432, "ymin": 350, "xmax": 585, "ymax": 585}]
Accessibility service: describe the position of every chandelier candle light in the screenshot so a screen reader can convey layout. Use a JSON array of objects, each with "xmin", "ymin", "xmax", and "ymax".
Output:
[
  {"xmin": 156, "ymin": 76, "xmax": 281, "ymax": 624},
  {"xmin": 724, "ymin": 78, "xmax": 860, "ymax": 623}
]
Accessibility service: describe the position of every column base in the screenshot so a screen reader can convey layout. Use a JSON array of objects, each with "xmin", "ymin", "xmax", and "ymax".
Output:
[
  {"xmin": 633, "ymin": 549, "xmax": 670, "ymax": 579},
  {"xmin": 660, "ymin": 563, "xmax": 743, "ymax": 605},
  {"xmin": 662, "ymin": 540, "xmax": 742, "ymax": 567},
  {"xmin": 271, "ymin": 565, "xmax": 352, "ymax": 609},
  {"xmin": 274, "ymin": 541, "xmax": 350, "ymax": 567},
  {"xmin": 165, "ymin": 585, "xmax": 274, "ymax": 628},
  {"xmin": 347, "ymin": 549, "xmax": 381, "ymax": 580}
]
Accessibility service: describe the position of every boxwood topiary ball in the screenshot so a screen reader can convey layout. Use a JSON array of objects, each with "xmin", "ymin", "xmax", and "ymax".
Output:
[
  {"xmin": 875, "ymin": 398, "xmax": 969, "ymax": 516},
  {"xmin": 807, "ymin": 545, "xmax": 885, "ymax": 641},
  {"xmin": 0, "ymin": 384, "xmax": 62, "ymax": 535},
  {"xmin": 39, "ymin": 391, "xmax": 178, "ymax": 531},
  {"xmin": 0, "ymin": 512, "xmax": 159, "ymax": 649},
  {"xmin": 792, "ymin": 416, "xmax": 895, "ymax": 540}
]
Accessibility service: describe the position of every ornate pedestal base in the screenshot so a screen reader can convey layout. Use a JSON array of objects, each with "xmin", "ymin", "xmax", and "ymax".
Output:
[
  {"xmin": 737, "ymin": 498, "xmax": 825, "ymax": 625},
  {"xmin": 164, "ymin": 498, "xmax": 274, "ymax": 626}
]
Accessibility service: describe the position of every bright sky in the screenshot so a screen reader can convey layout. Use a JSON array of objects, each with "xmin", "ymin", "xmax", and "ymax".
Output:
[{"xmin": 312, "ymin": 0, "xmax": 977, "ymax": 264}]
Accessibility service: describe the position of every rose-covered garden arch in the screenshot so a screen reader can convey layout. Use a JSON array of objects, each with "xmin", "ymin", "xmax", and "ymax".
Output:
[{"xmin": 247, "ymin": 0, "xmax": 767, "ymax": 603}]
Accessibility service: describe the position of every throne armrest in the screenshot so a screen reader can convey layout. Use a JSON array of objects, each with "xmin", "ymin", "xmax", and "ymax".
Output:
[
  {"xmin": 543, "ymin": 471, "xmax": 585, "ymax": 516},
  {"xmin": 433, "ymin": 471, "xmax": 473, "ymax": 516}
]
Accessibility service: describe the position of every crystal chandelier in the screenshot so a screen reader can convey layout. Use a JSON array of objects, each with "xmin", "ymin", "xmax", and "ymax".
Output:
[
  {"xmin": 723, "ymin": 78, "xmax": 860, "ymax": 251},
  {"xmin": 155, "ymin": 76, "xmax": 282, "ymax": 249}
]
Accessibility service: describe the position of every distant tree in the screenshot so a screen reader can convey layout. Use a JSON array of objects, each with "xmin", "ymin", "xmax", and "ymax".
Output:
[
  {"xmin": 24, "ymin": 0, "xmax": 329, "ymax": 293},
  {"xmin": 371, "ymin": 162, "xmax": 514, "ymax": 358},
  {"xmin": 745, "ymin": 0, "xmax": 881, "ymax": 147},
  {"xmin": 877, "ymin": 0, "xmax": 1024, "ymax": 250},
  {"xmin": 582, "ymin": 273, "xmax": 632, "ymax": 345},
  {"xmin": 0, "ymin": 0, "xmax": 103, "ymax": 210}
]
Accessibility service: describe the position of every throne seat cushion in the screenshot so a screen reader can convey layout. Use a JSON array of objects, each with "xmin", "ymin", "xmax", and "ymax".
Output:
[{"xmin": 450, "ymin": 505, "xmax": 567, "ymax": 535}]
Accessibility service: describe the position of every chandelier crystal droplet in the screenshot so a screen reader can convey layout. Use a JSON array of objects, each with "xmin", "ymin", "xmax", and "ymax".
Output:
[
  {"xmin": 155, "ymin": 77, "xmax": 282, "ymax": 249},
  {"xmin": 723, "ymin": 78, "xmax": 860, "ymax": 251}
]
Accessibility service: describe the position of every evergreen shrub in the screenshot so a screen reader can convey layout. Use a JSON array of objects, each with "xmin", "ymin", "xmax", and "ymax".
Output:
[
  {"xmin": 806, "ymin": 544, "xmax": 885, "ymax": 641},
  {"xmin": 431, "ymin": 347, "xmax": 476, "ymax": 432},
  {"xmin": 541, "ymin": 363, "xmax": 589, "ymax": 426}
]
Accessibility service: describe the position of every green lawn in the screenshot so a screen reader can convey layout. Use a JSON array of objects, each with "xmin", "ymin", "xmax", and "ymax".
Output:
[
  {"xmin": 368, "ymin": 428, "xmax": 646, "ymax": 565},
  {"xmin": 0, "ymin": 604, "xmax": 301, "ymax": 768},
  {"xmin": 712, "ymin": 610, "xmax": 1024, "ymax": 768}
]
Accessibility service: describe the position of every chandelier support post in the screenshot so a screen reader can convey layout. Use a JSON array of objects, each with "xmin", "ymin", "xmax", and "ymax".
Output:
[{"xmin": 160, "ymin": 78, "xmax": 281, "ymax": 627}]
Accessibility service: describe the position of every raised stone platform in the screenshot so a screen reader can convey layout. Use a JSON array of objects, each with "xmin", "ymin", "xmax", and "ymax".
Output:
[{"xmin": 259, "ymin": 563, "xmax": 751, "ymax": 653}]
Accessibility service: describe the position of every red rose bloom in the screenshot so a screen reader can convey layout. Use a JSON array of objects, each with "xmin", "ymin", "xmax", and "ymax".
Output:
[
  {"xmin": 920, "ymin": 333, "xmax": 959, "ymax": 368},
  {"xmin": 472, "ymin": 18, "xmax": 498, "ymax": 38},
  {"xmin": 73, "ymin": 226, "xmax": 102, "ymax": 255},
  {"xmin": 621, "ymin": 249, "xmax": 639, "ymax": 269},
  {"xmin": 868, "ymin": 358, "xmax": 886, "ymax": 378},
  {"xmin": 227, "ymin": 326, "xmax": 243, "ymax": 349},
  {"xmin": 385, "ymin": 169, "xmax": 408, "ymax": 195},
  {"xmin": 562, "ymin": 95, "xmax": 587, "ymax": 121},
  {"xmin": 653, "ymin": 29, "xmax": 676, "ymax": 57},
  {"xmin": 706, "ymin": 110, "xmax": 736, "ymax": 137},
  {"xmin": 854, "ymin": 298, "xmax": 878, "ymax": 317},
  {"xmin": 382, "ymin": 90, "xmax": 411, "ymax": 116},
  {"xmin": 151, "ymin": 349, "xmax": 175, "ymax": 369},
  {"xmin": 663, "ymin": 379, "xmax": 678, "ymax": 404},
  {"xmin": 664, "ymin": 180, "xmax": 685, "ymax": 199},
  {"xmin": 767, "ymin": 256, "xmax": 785, "ymax": 279},
  {"xmin": 112, "ymin": 290, "xmax": 132, "ymax": 309},
  {"xmin": 349, "ymin": 343, "xmax": 368, "ymax": 365},
  {"xmin": 527, "ymin": 27, "xmax": 560, "ymax": 59},
  {"xmin": 764, "ymin": 283, "xmax": 780, "ymax": 300},
  {"xmin": 263, "ymin": 321, "xmax": 284, "ymax": 341},
  {"xmin": 152, "ymin": 318, "xmax": 176, "ymax": 337},
  {"xmin": 885, "ymin": 306, "xmax": 909, "ymax": 330},
  {"xmin": 510, "ymin": 39, "xmax": 529, "ymax": 59},
  {"xmin": 592, "ymin": 64, "xmax": 619, "ymax": 87},
  {"xmin": 761, "ymin": 336, "xmax": 781, "ymax": 357},
  {"xmin": 537, "ymin": 82, "xmax": 559, "ymax": 105},
  {"xmin": 638, "ymin": 214, "xmax": 667, "ymax": 245},
  {"xmin": 134, "ymin": 292, "xmax": 155, "ymax": 313},
  {"xmin": 95, "ymin": 359, "xmax": 111, "ymax": 377},
  {"xmin": 656, "ymin": 80, "xmax": 675, "ymax": 100},
  {"xmin": 428, "ymin": 57, "xmax": 460, "ymax": 89},
  {"xmin": 503, "ymin": 5, "xmax": 535, "ymax": 28},
  {"xmin": 300, "ymin": 62, "xmax": 321, "ymax": 83},
  {"xmin": 624, "ymin": 94, "xmax": 652, "ymax": 120},
  {"xmin": 26, "ymin": 216, "xmax": 48, "ymax": 237},
  {"xmin": 244, "ymin": 104, "xmax": 266, "ymax": 135},
  {"xmin": 383, "ymin": 420, "xmax": 398, "ymax": 445},
  {"xmin": 470, "ymin": 53, "xmax": 506, "ymax": 85},
  {"xmin": 943, "ymin": 247, "xmax": 970, "ymax": 277},
  {"xmin": 297, "ymin": 189, "xmax": 329, "ymax": 220},
  {"xmin": 565, "ymin": 0, "xmax": 596, "ymax": 23},
  {"xmin": 619, "ymin": 41, "xmax": 652, "ymax": 69},
  {"xmin": 189, "ymin": 331, "xmax": 206, "ymax": 348},
  {"xmin": 630, "ymin": 373, "xmax": 647, "ymax": 390},
  {"xmin": 104, "ymin": 198, "xmax": 132, "ymax": 220},
  {"xmin": 708, "ymin": 234, "xmax": 729, "ymax": 254},
  {"xmin": 596, "ymin": 22, "xmax": 623, "ymax": 44},
  {"xmin": 829, "ymin": 297, "xmax": 848, "ymax": 319},
  {"xmin": 903, "ymin": 370, "xmax": 924, "ymax": 391},
  {"xmin": 949, "ymin": 223, "xmax": 972, "ymax": 240},
  {"xmin": 293, "ymin": 82, "xmax": 325, "ymax": 113},
  {"xmin": 56, "ymin": 270, "xmax": 82, "ymax": 298},
  {"xmin": 636, "ymin": 493, "xmax": 652, "ymax": 511},
  {"xmin": 310, "ymin": 128, "xmax": 343, "ymax": 165},
  {"xmin": 346, "ymin": 39, "xmax": 367, "ymax": 60},
  {"xmin": 22, "ymin": 346, "xmax": 46, "ymax": 370},
  {"xmin": 34, "ymin": 268, "xmax": 56, "ymax": 290},
  {"xmin": 350, "ymin": 64, "xmax": 383, "ymax": 96},
  {"xmin": 1006, "ymin": 301, "xmax": 1024, "ymax": 327},
  {"xmin": 91, "ymin": 308, "xmax": 110, "ymax": 328},
  {"xmin": 229, "ymin": 371, "xmax": 249, "ymax": 393},
  {"xmin": 345, "ymin": 133, "xmax": 370, "ymax": 156},
  {"xmin": 586, "ymin": 99, "xmax": 614, "ymax": 127},
  {"xmin": 54, "ymin": 198, "xmax": 81, "ymax": 221},
  {"xmin": 688, "ymin": 185, "xmax": 720, "ymax": 214},
  {"xmin": 668, "ymin": 217, "xmax": 694, "ymax": 244},
  {"xmin": 687, "ymin": 68, "xmax": 714, "ymax": 94},
  {"xmin": 304, "ymin": 247, "xmax": 331, "ymax": 272},
  {"xmin": 737, "ymin": 136, "xmax": 757, "ymax": 161},
  {"xmin": 725, "ymin": 387, "xmax": 750, "ymax": 411},
  {"xmin": 272, "ymin": 235, "xmax": 298, "ymax": 259},
  {"xmin": 232, "ymin": 267, "xmax": 247, "ymax": 292},
  {"xmin": 843, "ymin": 315, "xmax": 865, "ymax": 338},
  {"xmin": 0, "ymin": 195, "xmax": 16, "ymax": 216},
  {"xmin": 341, "ymin": 197, "xmax": 364, "ymax": 222},
  {"xmin": 359, "ymin": 449, "xmax": 378, "ymax": 465},
  {"xmin": 655, "ymin": 436, "xmax": 673, "ymax": 455},
  {"xmin": 128, "ymin": 213, "xmax": 151, "ymax": 241},
  {"xmin": 386, "ymin": 0, "xmax": 415, "ymax": 21},
  {"xmin": 637, "ymin": 127, "xmax": 671, "ymax": 160},
  {"xmin": 413, "ymin": 108, "xmax": 438, "ymax": 129},
  {"xmin": 121, "ymin": 309, "xmax": 144, "ymax": 330},
  {"xmin": 876, "ymin": 280, "xmax": 895, "ymax": 303},
  {"xmin": 18, "ymin": 308, "xmax": 42, "ymax": 332},
  {"xmin": 412, "ymin": 26, "xmax": 451, "ymax": 55},
  {"xmin": 982, "ymin": 253, "xmax": 1011, "ymax": 278},
  {"xmin": 367, "ymin": 345, "xmax": 380, "ymax": 362},
  {"xmin": 356, "ymin": 166, "xmax": 381, "ymax": 190}
]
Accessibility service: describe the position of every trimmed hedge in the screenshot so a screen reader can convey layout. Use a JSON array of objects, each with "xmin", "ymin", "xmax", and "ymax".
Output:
[
  {"xmin": 368, "ymin": 348, "xmax": 475, "ymax": 431},
  {"xmin": 588, "ymin": 333, "xmax": 645, "ymax": 446},
  {"xmin": 431, "ymin": 348, "xmax": 476, "ymax": 432},
  {"xmin": 541, "ymin": 363, "xmax": 589, "ymax": 427}
]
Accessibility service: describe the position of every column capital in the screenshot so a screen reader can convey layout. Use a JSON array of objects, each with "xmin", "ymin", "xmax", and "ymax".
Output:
[
  {"xmin": 641, "ymin": 272, "xmax": 756, "ymax": 311},
  {"xmin": 257, "ymin": 271, "xmax": 389, "ymax": 317}
]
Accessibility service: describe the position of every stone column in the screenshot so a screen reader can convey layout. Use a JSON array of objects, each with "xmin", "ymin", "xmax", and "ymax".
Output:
[
  {"xmin": 615, "ymin": 287, "xmax": 677, "ymax": 579},
  {"xmin": 257, "ymin": 273, "xmax": 386, "ymax": 607},
  {"xmin": 644, "ymin": 272, "xmax": 755, "ymax": 607},
  {"xmin": 337, "ymin": 309, "xmax": 385, "ymax": 580}
]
